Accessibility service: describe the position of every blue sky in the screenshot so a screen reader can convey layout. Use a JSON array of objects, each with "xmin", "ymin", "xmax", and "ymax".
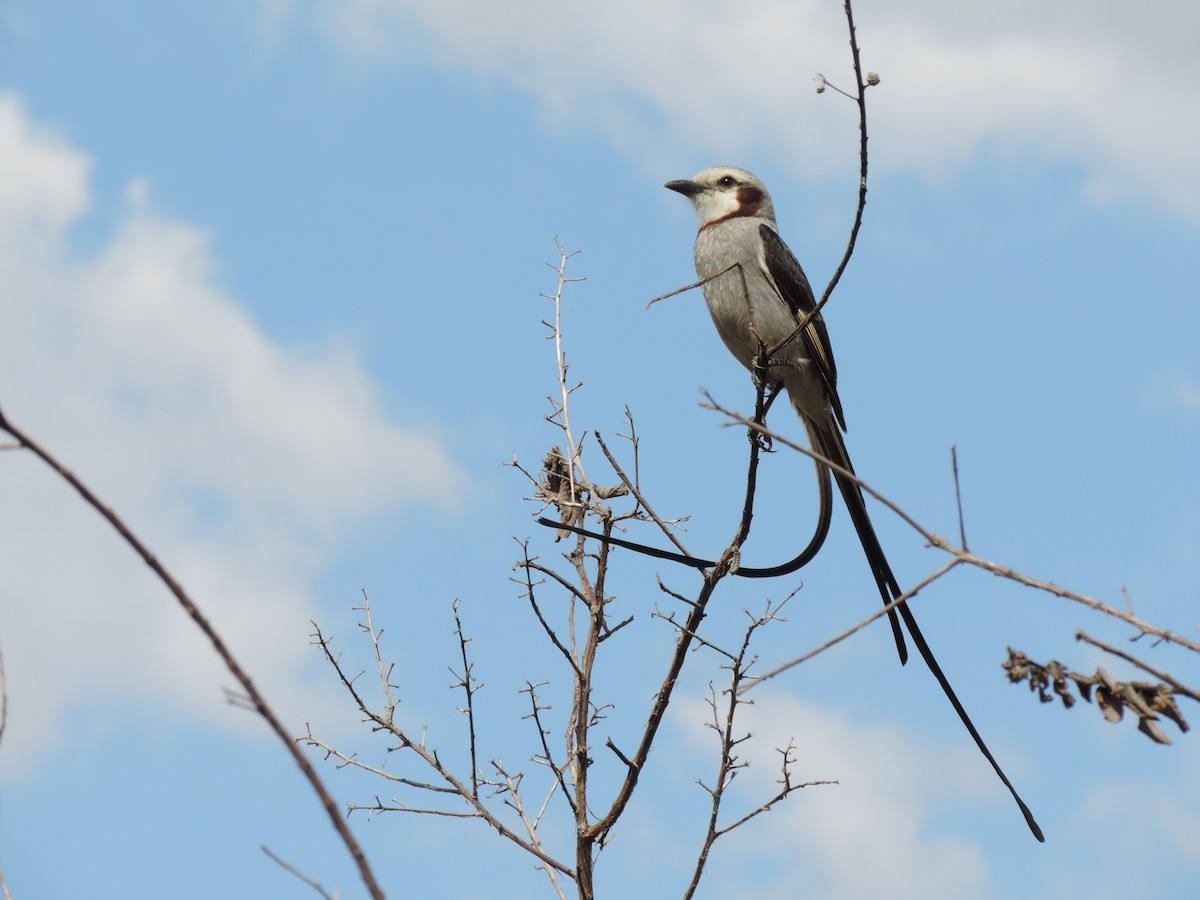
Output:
[{"xmin": 2, "ymin": 1, "xmax": 1199, "ymax": 897}]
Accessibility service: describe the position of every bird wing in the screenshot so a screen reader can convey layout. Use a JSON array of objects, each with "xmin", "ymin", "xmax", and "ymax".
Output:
[{"xmin": 759, "ymin": 223, "xmax": 846, "ymax": 430}]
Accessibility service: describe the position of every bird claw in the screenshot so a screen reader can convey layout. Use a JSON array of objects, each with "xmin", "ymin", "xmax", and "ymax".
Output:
[{"xmin": 751, "ymin": 430, "xmax": 774, "ymax": 452}]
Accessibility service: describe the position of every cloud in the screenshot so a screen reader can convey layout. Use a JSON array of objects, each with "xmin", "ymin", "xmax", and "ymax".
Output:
[
  {"xmin": 1048, "ymin": 749, "xmax": 1200, "ymax": 897},
  {"xmin": 0, "ymin": 93, "xmax": 89, "ymax": 233},
  {"xmin": 289, "ymin": 0, "xmax": 1200, "ymax": 222},
  {"xmin": 1146, "ymin": 370, "xmax": 1200, "ymax": 413},
  {"xmin": 0, "ymin": 91, "xmax": 465, "ymax": 773}
]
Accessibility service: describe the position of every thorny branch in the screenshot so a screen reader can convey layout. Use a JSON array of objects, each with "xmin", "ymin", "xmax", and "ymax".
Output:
[
  {"xmin": 261, "ymin": 846, "xmax": 336, "ymax": 900},
  {"xmin": 681, "ymin": 597, "xmax": 835, "ymax": 900},
  {"xmin": 450, "ymin": 598, "xmax": 482, "ymax": 799},
  {"xmin": 539, "ymin": 237, "xmax": 591, "ymax": 525},
  {"xmin": 523, "ymin": 680, "xmax": 578, "ymax": 818},
  {"xmin": 307, "ymin": 610, "xmax": 576, "ymax": 881}
]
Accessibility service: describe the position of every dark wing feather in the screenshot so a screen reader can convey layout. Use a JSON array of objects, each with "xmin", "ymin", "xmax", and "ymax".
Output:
[{"xmin": 759, "ymin": 224, "xmax": 846, "ymax": 430}]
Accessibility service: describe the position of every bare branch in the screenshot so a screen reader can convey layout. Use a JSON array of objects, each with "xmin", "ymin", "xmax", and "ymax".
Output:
[
  {"xmin": 685, "ymin": 597, "xmax": 822, "ymax": 898},
  {"xmin": 262, "ymin": 846, "xmax": 336, "ymax": 900},
  {"xmin": 646, "ymin": 262, "xmax": 741, "ymax": 309},
  {"xmin": 745, "ymin": 558, "xmax": 962, "ymax": 691},
  {"xmin": 491, "ymin": 760, "xmax": 569, "ymax": 900},
  {"xmin": 765, "ymin": 0, "xmax": 874, "ymax": 363},
  {"xmin": 1075, "ymin": 631, "xmax": 1200, "ymax": 704},
  {"xmin": 307, "ymin": 621, "xmax": 577, "ymax": 879},
  {"xmin": 0, "ymin": 415, "xmax": 384, "ymax": 900},
  {"xmin": 522, "ymin": 680, "xmax": 577, "ymax": 818},
  {"xmin": 707, "ymin": 396, "xmax": 1200, "ymax": 656},
  {"xmin": 594, "ymin": 431, "xmax": 694, "ymax": 558},
  {"xmin": 450, "ymin": 599, "xmax": 481, "ymax": 799},
  {"xmin": 950, "ymin": 444, "xmax": 969, "ymax": 551}
]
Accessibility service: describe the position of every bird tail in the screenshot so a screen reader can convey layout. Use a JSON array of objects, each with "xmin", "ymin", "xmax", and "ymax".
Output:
[
  {"xmin": 804, "ymin": 416, "xmax": 1044, "ymax": 841},
  {"xmin": 805, "ymin": 418, "xmax": 908, "ymax": 664}
]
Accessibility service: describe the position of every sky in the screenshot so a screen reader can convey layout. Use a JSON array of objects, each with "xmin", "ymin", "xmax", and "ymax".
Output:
[{"xmin": 1, "ymin": 1, "xmax": 1199, "ymax": 897}]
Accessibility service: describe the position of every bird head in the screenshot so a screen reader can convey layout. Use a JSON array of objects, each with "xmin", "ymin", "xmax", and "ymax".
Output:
[{"xmin": 665, "ymin": 166, "xmax": 776, "ymax": 229}]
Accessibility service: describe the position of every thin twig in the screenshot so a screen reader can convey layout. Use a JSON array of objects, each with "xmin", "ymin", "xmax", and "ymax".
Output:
[
  {"xmin": 705, "ymin": 395, "xmax": 939, "ymax": 543},
  {"xmin": 491, "ymin": 760, "xmax": 568, "ymax": 900},
  {"xmin": 262, "ymin": 846, "xmax": 336, "ymax": 900},
  {"xmin": 308, "ymin": 623, "xmax": 576, "ymax": 879},
  {"xmin": 744, "ymin": 558, "xmax": 962, "ymax": 690},
  {"xmin": 709, "ymin": 397, "xmax": 1200, "ymax": 657},
  {"xmin": 540, "ymin": 238, "xmax": 589, "ymax": 506},
  {"xmin": 684, "ymin": 596, "xmax": 826, "ymax": 899},
  {"xmin": 523, "ymin": 681, "xmax": 578, "ymax": 817},
  {"xmin": 358, "ymin": 591, "xmax": 399, "ymax": 726},
  {"xmin": 646, "ymin": 263, "xmax": 740, "ymax": 309},
  {"xmin": 951, "ymin": 444, "xmax": 969, "ymax": 551},
  {"xmin": 514, "ymin": 543, "xmax": 584, "ymax": 675},
  {"xmin": 1076, "ymin": 631, "xmax": 1200, "ymax": 703},
  {"xmin": 450, "ymin": 599, "xmax": 481, "ymax": 799},
  {"xmin": 594, "ymin": 431, "xmax": 692, "ymax": 558},
  {"xmin": 764, "ymin": 0, "xmax": 873, "ymax": 363}
]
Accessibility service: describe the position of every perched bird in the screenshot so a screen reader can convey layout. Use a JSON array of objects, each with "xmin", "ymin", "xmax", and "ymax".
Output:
[{"xmin": 666, "ymin": 165, "xmax": 1042, "ymax": 841}]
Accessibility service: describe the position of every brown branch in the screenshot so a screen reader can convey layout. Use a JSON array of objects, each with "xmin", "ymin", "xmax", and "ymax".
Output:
[
  {"xmin": 950, "ymin": 444, "xmax": 969, "ymax": 551},
  {"xmin": 744, "ymin": 558, "xmax": 962, "ymax": 691},
  {"xmin": 587, "ymin": 376, "xmax": 775, "ymax": 848},
  {"xmin": 954, "ymin": 551, "xmax": 1200, "ymax": 655},
  {"xmin": 262, "ymin": 846, "xmax": 335, "ymax": 900},
  {"xmin": 765, "ymin": 0, "xmax": 874, "ymax": 363},
  {"xmin": 705, "ymin": 396, "xmax": 939, "ymax": 543},
  {"xmin": 539, "ymin": 239, "xmax": 591, "ymax": 509},
  {"xmin": 645, "ymin": 262, "xmax": 741, "ymax": 309},
  {"xmin": 685, "ymin": 599, "xmax": 791, "ymax": 898},
  {"xmin": 708, "ymin": 396, "xmax": 1200, "ymax": 657},
  {"xmin": 594, "ymin": 431, "xmax": 693, "ymax": 559},
  {"xmin": 513, "ymin": 543, "xmax": 583, "ymax": 675},
  {"xmin": 714, "ymin": 748, "xmax": 835, "ymax": 837},
  {"xmin": 489, "ymin": 760, "xmax": 569, "ymax": 900},
  {"xmin": 449, "ymin": 599, "xmax": 481, "ymax": 799},
  {"xmin": 0, "ymin": 415, "xmax": 385, "ymax": 900},
  {"xmin": 354, "ymin": 591, "xmax": 401, "ymax": 730},
  {"xmin": 308, "ymin": 621, "xmax": 577, "ymax": 879},
  {"xmin": 1075, "ymin": 631, "xmax": 1200, "ymax": 704},
  {"xmin": 346, "ymin": 797, "xmax": 478, "ymax": 818},
  {"xmin": 523, "ymin": 680, "xmax": 577, "ymax": 818}
]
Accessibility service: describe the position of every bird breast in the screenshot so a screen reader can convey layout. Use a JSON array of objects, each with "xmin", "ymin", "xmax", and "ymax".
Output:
[{"xmin": 693, "ymin": 218, "xmax": 810, "ymax": 378}]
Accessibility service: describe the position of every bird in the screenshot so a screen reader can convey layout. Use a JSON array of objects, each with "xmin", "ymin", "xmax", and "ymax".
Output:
[{"xmin": 665, "ymin": 165, "xmax": 1043, "ymax": 841}]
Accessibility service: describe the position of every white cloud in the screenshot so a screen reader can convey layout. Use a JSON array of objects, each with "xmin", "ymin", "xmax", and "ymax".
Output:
[
  {"xmin": 0, "ymin": 93, "xmax": 89, "ymax": 233},
  {"xmin": 291, "ymin": 0, "xmax": 1200, "ymax": 222},
  {"xmin": 0, "ymin": 91, "xmax": 465, "ymax": 772}
]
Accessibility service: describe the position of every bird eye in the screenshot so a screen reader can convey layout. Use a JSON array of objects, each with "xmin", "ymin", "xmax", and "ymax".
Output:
[{"xmin": 717, "ymin": 175, "xmax": 737, "ymax": 188}]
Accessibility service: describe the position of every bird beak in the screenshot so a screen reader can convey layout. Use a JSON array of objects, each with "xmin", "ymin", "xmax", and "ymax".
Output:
[{"xmin": 665, "ymin": 179, "xmax": 705, "ymax": 198}]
